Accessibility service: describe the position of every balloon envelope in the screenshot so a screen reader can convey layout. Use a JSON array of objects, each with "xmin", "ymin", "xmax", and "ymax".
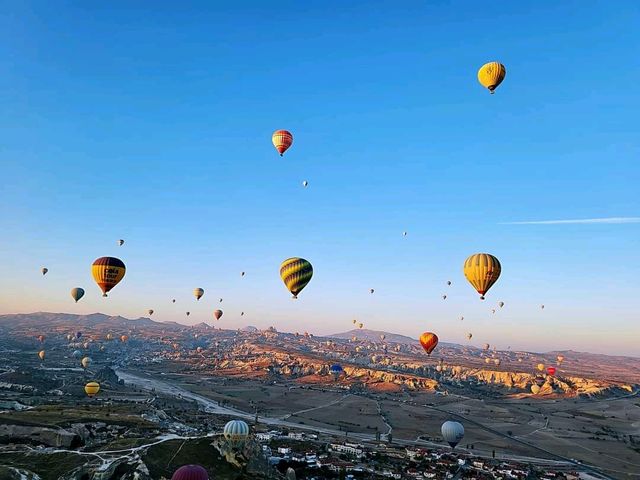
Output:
[
  {"xmin": 193, "ymin": 288, "xmax": 204, "ymax": 301},
  {"xmin": 85, "ymin": 382, "xmax": 100, "ymax": 397},
  {"xmin": 213, "ymin": 309, "xmax": 223, "ymax": 321},
  {"xmin": 70, "ymin": 288, "xmax": 85, "ymax": 303},
  {"xmin": 171, "ymin": 465, "xmax": 208, "ymax": 480},
  {"xmin": 419, "ymin": 332, "xmax": 438, "ymax": 355},
  {"xmin": 463, "ymin": 253, "xmax": 501, "ymax": 299},
  {"xmin": 91, "ymin": 257, "xmax": 126, "ymax": 297},
  {"xmin": 441, "ymin": 421, "xmax": 464, "ymax": 448},
  {"xmin": 280, "ymin": 257, "xmax": 313, "ymax": 298},
  {"xmin": 477, "ymin": 61, "xmax": 506, "ymax": 94}
]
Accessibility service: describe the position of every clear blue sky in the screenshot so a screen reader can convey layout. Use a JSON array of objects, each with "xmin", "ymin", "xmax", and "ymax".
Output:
[{"xmin": 1, "ymin": 1, "xmax": 638, "ymax": 356}]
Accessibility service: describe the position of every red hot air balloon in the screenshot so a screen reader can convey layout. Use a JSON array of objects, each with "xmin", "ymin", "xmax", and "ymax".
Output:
[
  {"xmin": 419, "ymin": 332, "xmax": 439, "ymax": 355},
  {"xmin": 272, "ymin": 129, "xmax": 293, "ymax": 156},
  {"xmin": 546, "ymin": 366, "xmax": 556, "ymax": 376},
  {"xmin": 171, "ymin": 464, "xmax": 208, "ymax": 480}
]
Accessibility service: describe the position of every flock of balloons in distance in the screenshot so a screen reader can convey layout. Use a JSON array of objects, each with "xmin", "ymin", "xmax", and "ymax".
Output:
[{"xmin": 33, "ymin": 63, "xmax": 556, "ymax": 478}]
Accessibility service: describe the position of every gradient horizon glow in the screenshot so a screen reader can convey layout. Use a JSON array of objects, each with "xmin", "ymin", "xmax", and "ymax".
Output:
[{"xmin": 1, "ymin": 2, "xmax": 638, "ymax": 356}]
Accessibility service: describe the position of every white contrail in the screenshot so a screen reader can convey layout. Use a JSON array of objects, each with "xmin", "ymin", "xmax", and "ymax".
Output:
[{"xmin": 502, "ymin": 217, "xmax": 640, "ymax": 225}]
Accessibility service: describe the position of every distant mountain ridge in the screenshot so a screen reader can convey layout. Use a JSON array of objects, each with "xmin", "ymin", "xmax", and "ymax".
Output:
[
  {"xmin": 0, "ymin": 312, "xmax": 167, "ymax": 330},
  {"xmin": 329, "ymin": 328, "xmax": 419, "ymax": 345}
]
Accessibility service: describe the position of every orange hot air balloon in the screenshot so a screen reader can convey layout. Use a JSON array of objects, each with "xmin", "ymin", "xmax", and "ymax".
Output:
[
  {"xmin": 419, "ymin": 332, "xmax": 439, "ymax": 355},
  {"xmin": 546, "ymin": 366, "xmax": 556, "ymax": 376},
  {"xmin": 272, "ymin": 129, "xmax": 293, "ymax": 156},
  {"xmin": 120, "ymin": 335, "xmax": 129, "ymax": 343},
  {"xmin": 91, "ymin": 257, "xmax": 126, "ymax": 297}
]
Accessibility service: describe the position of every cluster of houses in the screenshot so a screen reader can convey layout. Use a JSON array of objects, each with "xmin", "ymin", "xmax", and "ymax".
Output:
[{"xmin": 254, "ymin": 430, "xmax": 581, "ymax": 479}]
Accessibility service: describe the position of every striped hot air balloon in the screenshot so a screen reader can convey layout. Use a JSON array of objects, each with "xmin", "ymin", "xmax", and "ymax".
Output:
[
  {"xmin": 171, "ymin": 465, "xmax": 209, "ymax": 480},
  {"xmin": 463, "ymin": 253, "xmax": 501, "ymax": 299},
  {"xmin": 223, "ymin": 419, "xmax": 250, "ymax": 445},
  {"xmin": 272, "ymin": 129, "xmax": 293, "ymax": 156},
  {"xmin": 85, "ymin": 381, "xmax": 100, "ymax": 397},
  {"xmin": 280, "ymin": 257, "xmax": 313, "ymax": 299},
  {"xmin": 419, "ymin": 332, "xmax": 438, "ymax": 355},
  {"xmin": 477, "ymin": 62, "xmax": 506, "ymax": 94},
  {"xmin": 441, "ymin": 421, "xmax": 465, "ymax": 448},
  {"xmin": 91, "ymin": 257, "xmax": 126, "ymax": 297}
]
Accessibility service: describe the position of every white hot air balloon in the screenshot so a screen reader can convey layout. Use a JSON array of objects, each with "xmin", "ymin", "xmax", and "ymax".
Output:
[{"xmin": 441, "ymin": 421, "xmax": 464, "ymax": 448}]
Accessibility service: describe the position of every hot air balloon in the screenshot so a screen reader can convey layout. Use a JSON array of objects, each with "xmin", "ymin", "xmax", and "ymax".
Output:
[
  {"xmin": 460, "ymin": 316, "xmax": 464, "ymax": 321},
  {"xmin": 447, "ymin": 281, "xmax": 452, "ymax": 286},
  {"xmin": 302, "ymin": 180, "xmax": 308, "ymax": 188},
  {"xmin": 223, "ymin": 419, "xmax": 250, "ymax": 444},
  {"xmin": 280, "ymin": 257, "xmax": 313, "ymax": 299},
  {"xmin": 76, "ymin": 331, "xmax": 82, "ymax": 340},
  {"xmin": 219, "ymin": 298, "xmax": 223, "ymax": 303},
  {"xmin": 106, "ymin": 333, "xmax": 113, "ymax": 341},
  {"xmin": 493, "ymin": 358, "xmax": 501, "ymax": 366},
  {"xmin": 241, "ymin": 271, "xmax": 245, "ymax": 277},
  {"xmin": 73, "ymin": 350, "xmax": 82, "ymax": 359},
  {"xmin": 240, "ymin": 311, "xmax": 244, "ymax": 316},
  {"xmin": 556, "ymin": 355, "xmax": 564, "ymax": 364},
  {"xmin": 441, "ymin": 421, "xmax": 464, "ymax": 448},
  {"xmin": 466, "ymin": 333, "xmax": 472, "ymax": 340},
  {"xmin": 370, "ymin": 288, "xmax": 375, "ymax": 294},
  {"xmin": 41, "ymin": 267, "xmax": 48, "ymax": 275},
  {"xmin": 272, "ymin": 129, "xmax": 293, "ymax": 156},
  {"xmin": 213, "ymin": 309, "xmax": 223, "ymax": 321},
  {"xmin": 91, "ymin": 257, "xmax": 126, "ymax": 297},
  {"xmin": 541, "ymin": 304, "xmax": 545, "ymax": 310},
  {"xmin": 171, "ymin": 465, "xmax": 209, "ymax": 480},
  {"xmin": 118, "ymin": 239, "xmax": 124, "ymax": 246},
  {"xmin": 477, "ymin": 62, "xmax": 506, "ymax": 94},
  {"xmin": 120, "ymin": 335, "xmax": 128, "ymax": 343},
  {"xmin": 358, "ymin": 323, "xmax": 363, "ymax": 329},
  {"xmin": 442, "ymin": 295, "xmax": 447, "ymax": 300},
  {"xmin": 70, "ymin": 287, "xmax": 85, "ymax": 303},
  {"xmin": 148, "ymin": 309, "xmax": 154, "ymax": 316},
  {"xmin": 419, "ymin": 332, "xmax": 438, "ymax": 355},
  {"xmin": 186, "ymin": 312, "xmax": 190, "ymax": 317},
  {"xmin": 463, "ymin": 253, "xmax": 501, "ymax": 299},
  {"xmin": 196, "ymin": 347, "xmax": 203, "ymax": 353},
  {"xmin": 172, "ymin": 299, "xmax": 176, "ymax": 303},
  {"xmin": 85, "ymin": 381, "xmax": 100, "ymax": 397},
  {"xmin": 37, "ymin": 335, "xmax": 45, "ymax": 343},
  {"xmin": 498, "ymin": 301, "xmax": 505, "ymax": 308},
  {"xmin": 483, "ymin": 343, "xmax": 490, "ymax": 351},
  {"xmin": 536, "ymin": 363, "xmax": 545, "ymax": 372},
  {"xmin": 329, "ymin": 364, "xmax": 343, "ymax": 379},
  {"xmin": 546, "ymin": 366, "xmax": 556, "ymax": 376},
  {"xmin": 380, "ymin": 334, "xmax": 386, "ymax": 341},
  {"xmin": 81, "ymin": 357, "xmax": 92, "ymax": 369},
  {"xmin": 352, "ymin": 319, "xmax": 357, "ymax": 325},
  {"xmin": 491, "ymin": 309, "xmax": 496, "ymax": 314},
  {"xmin": 435, "ymin": 364, "xmax": 442, "ymax": 372},
  {"xmin": 402, "ymin": 231, "xmax": 408, "ymax": 237},
  {"xmin": 193, "ymin": 288, "xmax": 204, "ymax": 301},
  {"xmin": 485, "ymin": 357, "xmax": 491, "ymax": 364},
  {"xmin": 38, "ymin": 350, "xmax": 45, "ymax": 361},
  {"xmin": 531, "ymin": 384, "xmax": 541, "ymax": 395},
  {"xmin": 83, "ymin": 342, "xmax": 89, "ymax": 349}
]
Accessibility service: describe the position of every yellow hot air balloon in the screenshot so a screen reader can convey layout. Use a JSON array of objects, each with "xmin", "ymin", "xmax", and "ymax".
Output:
[
  {"xmin": 81, "ymin": 356, "xmax": 92, "ymax": 369},
  {"xmin": 477, "ymin": 62, "xmax": 506, "ymax": 94},
  {"xmin": 536, "ymin": 363, "xmax": 545, "ymax": 372},
  {"xmin": 272, "ymin": 129, "xmax": 293, "ymax": 156},
  {"xmin": 91, "ymin": 257, "xmax": 126, "ymax": 297},
  {"xmin": 280, "ymin": 257, "xmax": 313, "ymax": 299},
  {"xmin": 193, "ymin": 288, "xmax": 204, "ymax": 301},
  {"xmin": 463, "ymin": 253, "xmax": 501, "ymax": 299},
  {"xmin": 38, "ymin": 350, "xmax": 45, "ymax": 361},
  {"xmin": 358, "ymin": 323, "xmax": 363, "ymax": 329},
  {"xmin": 352, "ymin": 319, "xmax": 356, "ymax": 325},
  {"xmin": 85, "ymin": 381, "xmax": 100, "ymax": 397}
]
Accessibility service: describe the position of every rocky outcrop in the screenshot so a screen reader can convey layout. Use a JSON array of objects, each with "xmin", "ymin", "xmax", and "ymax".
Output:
[{"xmin": 0, "ymin": 424, "xmax": 80, "ymax": 448}]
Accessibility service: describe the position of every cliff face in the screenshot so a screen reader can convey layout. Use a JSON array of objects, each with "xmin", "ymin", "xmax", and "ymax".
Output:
[{"xmin": 201, "ymin": 344, "xmax": 636, "ymax": 398}]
